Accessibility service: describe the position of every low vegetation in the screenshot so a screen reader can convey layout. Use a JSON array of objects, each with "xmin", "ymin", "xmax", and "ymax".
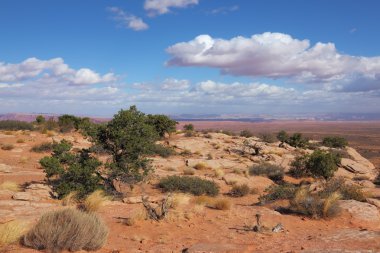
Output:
[
  {"xmin": 249, "ymin": 162, "xmax": 285, "ymax": 181},
  {"xmin": 39, "ymin": 140, "xmax": 103, "ymax": 199},
  {"xmin": 277, "ymin": 130, "xmax": 308, "ymax": 148},
  {"xmin": 0, "ymin": 181, "xmax": 21, "ymax": 192},
  {"xmin": 149, "ymin": 144, "xmax": 176, "ymax": 158},
  {"xmin": 320, "ymin": 177, "xmax": 366, "ymax": 202},
  {"xmin": 229, "ymin": 184, "xmax": 251, "ymax": 197},
  {"xmin": 83, "ymin": 190, "xmax": 109, "ymax": 212},
  {"xmin": 30, "ymin": 142, "xmax": 54, "ymax": 153},
  {"xmin": 23, "ymin": 208, "xmax": 108, "ymax": 252},
  {"xmin": 259, "ymin": 184, "xmax": 297, "ymax": 203},
  {"xmin": 0, "ymin": 120, "xmax": 34, "ymax": 131},
  {"xmin": 193, "ymin": 196, "xmax": 231, "ymax": 210},
  {"xmin": 158, "ymin": 176, "xmax": 219, "ymax": 196},
  {"xmin": 240, "ymin": 130, "xmax": 253, "ymax": 138},
  {"xmin": 322, "ymin": 136, "xmax": 348, "ymax": 148},
  {"xmin": 289, "ymin": 150, "xmax": 341, "ymax": 179},
  {"xmin": 0, "ymin": 220, "xmax": 26, "ymax": 247},
  {"xmin": 290, "ymin": 188, "xmax": 341, "ymax": 219}
]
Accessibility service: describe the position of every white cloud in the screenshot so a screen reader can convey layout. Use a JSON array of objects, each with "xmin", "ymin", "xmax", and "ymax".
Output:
[
  {"xmin": 161, "ymin": 78, "xmax": 190, "ymax": 90},
  {"xmin": 144, "ymin": 0, "xmax": 199, "ymax": 16},
  {"xmin": 108, "ymin": 7, "xmax": 149, "ymax": 31},
  {"xmin": 209, "ymin": 5, "xmax": 239, "ymax": 15},
  {"xmin": 166, "ymin": 32, "xmax": 380, "ymax": 91}
]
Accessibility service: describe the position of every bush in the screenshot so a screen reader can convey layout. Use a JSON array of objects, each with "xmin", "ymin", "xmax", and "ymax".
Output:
[
  {"xmin": 307, "ymin": 150, "xmax": 340, "ymax": 179},
  {"xmin": 276, "ymin": 130, "xmax": 289, "ymax": 144},
  {"xmin": 0, "ymin": 120, "xmax": 34, "ymax": 131},
  {"xmin": 240, "ymin": 130, "xmax": 253, "ymax": 138},
  {"xmin": 259, "ymin": 184, "xmax": 297, "ymax": 203},
  {"xmin": 40, "ymin": 140, "xmax": 103, "ymax": 199},
  {"xmin": 0, "ymin": 220, "xmax": 26, "ymax": 247},
  {"xmin": 319, "ymin": 177, "xmax": 366, "ymax": 202},
  {"xmin": 35, "ymin": 115, "xmax": 46, "ymax": 124},
  {"xmin": 259, "ymin": 133, "xmax": 276, "ymax": 143},
  {"xmin": 23, "ymin": 208, "xmax": 108, "ymax": 252},
  {"xmin": 290, "ymin": 188, "xmax": 340, "ymax": 219},
  {"xmin": 322, "ymin": 136, "xmax": 348, "ymax": 148},
  {"xmin": 229, "ymin": 184, "xmax": 250, "ymax": 197},
  {"xmin": 149, "ymin": 144, "xmax": 176, "ymax": 158},
  {"xmin": 146, "ymin": 114, "xmax": 177, "ymax": 138},
  {"xmin": 183, "ymin": 124, "xmax": 194, "ymax": 131},
  {"xmin": 31, "ymin": 142, "xmax": 54, "ymax": 153},
  {"xmin": 249, "ymin": 163, "xmax": 285, "ymax": 181},
  {"xmin": 1, "ymin": 144, "xmax": 14, "ymax": 151},
  {"xmin": 159, "ymin": 176, "xmax": 219, "ymax": 196},
  {"xmin": 287, "ymin": 133, "xmax": 308, "ymax": 148},
  {"xmin": 290, "ymin": 150, "xmax": 340, "ymax": 179},
  {"xmin": 58, "ymin": 114, "xmax": 81, "ymax": 133}
]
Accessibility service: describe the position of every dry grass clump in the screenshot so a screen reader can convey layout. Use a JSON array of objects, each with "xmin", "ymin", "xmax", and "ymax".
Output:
[
  {"xmin": 0, "ymin": 220, "xmax": 26, "ymax": 247},
  {"xmin": 290, "ymin": 187, "xmax": 341, "ymax": 219},
  {"xmin": 61, "ymin": 192, "xmax": 78, "ymax": 206},
  {"xmin": 46, "ymin": 130, "xmax": 56, "ymax": 137},
  {"xmin": 123, "ymin": 208, "xmax": 147, "ymax": 226},
  {"xmin": 170, "ymin": 193, "xmax": 191, "ymax": 209},
  {"xmin": 1, "ymin": 144, "xmax": 14, "ymax": 151},
  {"xmin": 83, "ymin": 190, "xmax": 109, "ymax": 212},
  {"xmin": 320, "ymin": 177, "xmax": 367, "ymax": 202},
  {"xmin": 16, "ymin": 139, "xmax": 25, "ymax": 143},
  {"xmin": 183, "ymin": 167, "xmax": 195, "ymax": 175},
  {"xmin": 0, "ymin": 181, "xmax": 21, "ymax": 192},
  {"xmin": 213, "ymin": 168, "xmax": 225, "ymax": 178},
  {"xmin": 193, "ymin": 196, "xmax": 231, "ymax": 210},
  {"xmin": 229, "ymin": 184, "xmax": 251, "ymax": 197},
  {"xmin": 193, "ymin": 162, "xmax": 211, "ymax": 170},
  {"xmin": 23, "ymin": 208, "xmax": 108, "ymax": 252}
]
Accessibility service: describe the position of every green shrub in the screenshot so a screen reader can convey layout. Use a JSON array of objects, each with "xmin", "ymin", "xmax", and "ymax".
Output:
[
  {"xmin": 149, "ymin": 144, "xmax": 176, "ymax": 158},
  {"xmin": 287, "ymin": 133, "xmax": 308, "ymax": 148},
  {"xmin": 35, "ymin": 115, "xmax": 46, "ymax": 124},
  {"xmin": 183, "ymin": 124, "xmax": 194, "ymax": 131},
  {"xmin": 96, "ymin": 106, "xmax": 158, "ymax": 185},
  {"xmin": 259, "ymin": 184, "xmax": 297, "ymax": 203},
  {"xmin": 39, "ymin": 140, "xmax": 103, "ymax": 199},
  {"xmin": 31, "ymin": 142, "xmax": 53, "ymax": 153},
  {"xmin": 229, "ymin": 184, "xmax": 250, "ymax": 197},
  {"xmin": 276, "ymin": 130, "xmax": 289, "ymax": 144},
  {"xmin": 319, "ymin": 177, "xmax": 366, "ymax": 202},
  {"xmin": 0, "ymin": 120, "xmax": 33, "ymax": 131},
  {"xmin": 249, "ymin": 163, "xmax": 284, "ymax": 181},
  {"xmin": 158, "ymin": 176, "xmax": 219, "ymax": 196},
  {"xmin": 259, "ymin": 133, "xmax": 276, "ymax": 143},
  {"xmin": 58, "ymin": 114, "xmax": 81, "ymax": 133},
  {"xmin": 307, "ymin": 150, "xmax": 340, "ymax": 179},
  {"xmin": 290, "ymin": 150, "xmax": 340, "ymax": 179},
  {"xmin": 322, "ymin": 136, "xmax": 348, "ymax": 148},
  {"xmin": 240, "ymin": 130, "xmax": 253, "ymax": 138},
  {"xmin": 23, "ymin": 208, "xmax": 108, "ymax": 252},
  {"xmin": 146, "ymin": 114, "xmax": 177, "ymax": 138}
]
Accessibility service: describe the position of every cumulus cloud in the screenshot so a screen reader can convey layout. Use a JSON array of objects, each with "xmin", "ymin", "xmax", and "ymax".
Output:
[
  {"xmin": 166, "ymin": 32, "xmax": 380, "ymax": 91},
  {"xmin": 144, "ymin": 0, "xmax": 199, "ymax": 16},
  {"xmin": 208, "ymin": 5, "xmax": 239, "ymax": 15},
  {"xmin": 161, "ymin": 78, "xmax": 190, "ymax": 90},
  {"xmin": 108, "ymin": 7, "xmax": 149, "ymax": 31}
]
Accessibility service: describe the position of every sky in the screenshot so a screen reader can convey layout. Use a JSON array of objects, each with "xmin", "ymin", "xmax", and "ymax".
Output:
[{"xmin": 1, "ymin": 0, "xmax": 380, "ymax": 117}]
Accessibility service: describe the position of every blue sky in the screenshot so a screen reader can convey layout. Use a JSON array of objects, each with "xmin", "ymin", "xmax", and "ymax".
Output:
[{"xmin": 1, "ymin": 0, "xmax": 380, "ymax": 116}]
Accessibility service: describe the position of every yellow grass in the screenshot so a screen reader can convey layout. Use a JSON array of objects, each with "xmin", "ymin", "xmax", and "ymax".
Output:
[
  {"xmin": 193, "ymin": 162, "xmax": 211, "ymax": 170},
  {"xmin": 213, "ymin": 168, "xmax": 225, "ymax": 178},
  {"xmin": 83, "ymin": 190, "xmax": 109, "ymax": 212},
  {"xmin": 170, "ymin": 193, "xmax": 191, "ymax": 209},
  {"xmin": 323, "ymin": 192, "xmax": 341, "ymax": 218},
  {"xmin": 16, "ymin": 139, "xmax": 25, "ymax": 143},
  {"xmin": 0, "ymin": 220, "xmax": 26, "ymax": 247},
  {"xmin": 0, "ymin": 181, "xmax": 21, "ymax": 192},
  {"xmin": 61, "ymin": 191, "xmax": 78, "ymax": 206},
  {"xmin": 46, "ymin": 130, "xmax": 56, "ymax": 137},
  {"xmin": 193, "ymin": 196, "xmax": 232, "ymax": 210}
]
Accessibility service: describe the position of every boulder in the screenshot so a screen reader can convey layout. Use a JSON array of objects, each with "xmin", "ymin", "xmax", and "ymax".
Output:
[
  {"xmin": 366, "ymin": 198, "xmax": 380, "ymax": 208},
  {"xmin": 339, "ymin": 200, "xmax": 380, "ymax": 222},
  {"xmin": 0, "ymin": 163, "xmax": 12, "ymax": 173},
  {"xmin": 340, "ymin": 158, "xmax": 376, "ymax": 180},
  {"xmin": 183, "ymin": 243, "xmax": 252, "ymax": 253}
]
